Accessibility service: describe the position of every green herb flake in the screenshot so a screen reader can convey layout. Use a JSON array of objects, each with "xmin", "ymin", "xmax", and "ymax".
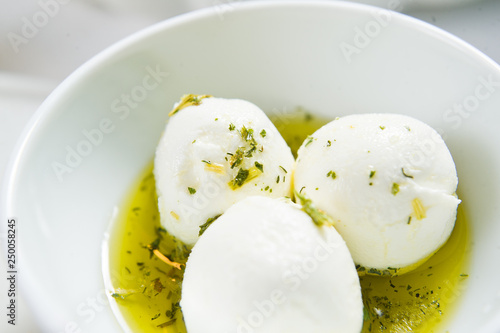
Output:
[
  {"xmin": 111, "ymin": 289, "xmax": 137, "ymax": 300},
  {"xmin": 230, "ymin": 168, "xmax": 249, "ymax": 188},
  {"xmin": 151, "ymin": 313, "xmax": 161, "ymax": 320},
  {"xmin": 279, "ymin": 166, "xmax": 288, "ymax": 173},
  {"xmin": 305, "ymin": 136, "xmax": 315, "ymax": 147},
  {"xmin": 326, "ymin": 170, "xmax": 337, "ymax": 179},
  {"xmin": 239, "ymin": 126, "xmax": 255, "ymax": 142},
  {"xmin": 228, "ymin": 167, "xmax": 261, "ymax": 190},
  {"xmin": 229, "ymin": 148, "xmax": 244, "ymax": 169},
  {"xmin": 294, "ymin": 190, "xmax": 335, "ymax": 227},
  {"xmin": 111, "ymin": 293, "xmax": 127, "ymax": 300},
  {"xmin": 326, "ymin": 140, "xmax": 332, "ymax": 147},
  {"xmin": 254, "ymin": 161, "xmax": 264, "ymax": 172},
  {"xmin": 245, "ymin": 145, "xmax": 257, "ymax": 157},
  {"xmin": 369, "ymin": 170, "xmax": 376, "ymax": 178},
  {"xmin": 188, "ymin": 187, "xmax": 196, "ymax": 195},
  {"xmin": 157, "ymin": 318, "xmax": 177, "ymax": 328},
  {"xmin": 201, "ymin": 160, "xmax": 211, "ymax": 165},
  {"xmin": 392, "ymin": 183, "xmax": 400, "ymax": 195},
  {"xmin": 260, "ymin": 129, "xmax": 266, "ymax": 137},
  {"xmin": 199, "ymin": 214, "xmax": 222, "ymax": 237},
  {"xmin": 379, "ymin": 125, "xmax": 386, "ymax": 130},
  {"xmin": 229, "ymin": 123, "xmax": 235, "ymax": 131},
  {"xmin": 276, "ymin": 175, "xmax": 280, "ymax": 184},
  {"xmin": 402, "ymin": 168, "xmax": 414, "ymax": 178},
  {"xmin": 169, "ymin": 94, "xmax": 212, "ymax": 116}
]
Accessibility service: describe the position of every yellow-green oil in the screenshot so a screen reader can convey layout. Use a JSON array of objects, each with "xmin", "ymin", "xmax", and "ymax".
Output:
[
  {"xmin": 107, "ymin": 169, "xmax": 188, "ymax": 332},
  {"xmin": 107, "ymin": 110, "xmax": 469, "ymax": 332}
]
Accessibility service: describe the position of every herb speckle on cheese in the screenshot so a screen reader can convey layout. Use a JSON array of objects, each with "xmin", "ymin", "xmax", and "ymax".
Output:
[
  {"xmin": 254, "ymin": 161, "xmax": 264, "ymax": 173},
  {"xmin": 198, "ymin": 214, "xmax": 222, "ymax": 237},
  {"xmin": 228, "ymin": 166, "xmax": 262, "ymax": 190},
  {"xmin": 327, "ymin": 170, "xmax": 337, "ymax": 179},
  {"xmin": 305, "ymin": 136, "xmax": 315, "ymax": 147},
  {"xmin": 295, "ymin": 190, "xmax": 334, "ymax": 227},
  {"xmin": 402, "ymin": 168, "xmax": 414, "ymax": 179},
  {"xmin": 392, "ymin": 183, "xmax": 400, "ymax": 195},
  {"xmin": 169, "ymin": 94, "xmax": 212, "ymax": 116}
]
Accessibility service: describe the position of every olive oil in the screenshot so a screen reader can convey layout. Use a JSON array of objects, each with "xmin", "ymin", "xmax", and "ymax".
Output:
[
  {"xmin": 107, "ymin": 109, "xmax": 469, "ymax": 332},
  {"xmin": 268, "ymin": 107, "xmax": 327, "ymax": 158},
  {"xmin": 360, "ymin": 205, "xmax": 469, "ymax": 333},
  {"xmin": 107, "ymin": 169, "xmax": 188, "ymax": 333}
]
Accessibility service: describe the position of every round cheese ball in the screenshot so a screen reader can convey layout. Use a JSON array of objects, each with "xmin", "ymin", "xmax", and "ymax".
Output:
[
  {"xmin": 154, "ymin": 96, "xmax": 294, "ymax": 246},
  {"xmin": 293, "ymin": 113, "xmax": 460, "ymax": 272},
  {"xmin": 181, "ymin": 196, "xmax": 363, "ymax": 333}
]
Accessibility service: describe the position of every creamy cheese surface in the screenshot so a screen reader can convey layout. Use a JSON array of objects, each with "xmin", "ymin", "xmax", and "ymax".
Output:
[
  {"xmin": 293, "ymin": 113, "xmax": 460, "ymax": 271},
  {"xmin": 154, "ymin": 96, "xmax": 294, "ymax": 246},
  {"xmin": 181, "ymin": 196, "xmax": 363, "ymax": 333}
]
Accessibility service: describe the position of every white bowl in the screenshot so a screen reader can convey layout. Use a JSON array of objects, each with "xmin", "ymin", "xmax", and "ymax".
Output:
[{"xmin": 2, "ymin": 1, "xmax": 500, "ymax": 332}]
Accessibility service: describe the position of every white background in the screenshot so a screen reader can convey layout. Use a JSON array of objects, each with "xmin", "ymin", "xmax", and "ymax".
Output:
[{"xmin": 0, "ymin": 0, "xmax": 499, "ymax": 332}]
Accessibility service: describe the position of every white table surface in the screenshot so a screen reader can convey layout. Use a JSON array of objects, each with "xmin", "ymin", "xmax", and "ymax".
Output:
[{"xmin": 0, "ymin": 0, "xmax": 499, "ymax": 332}]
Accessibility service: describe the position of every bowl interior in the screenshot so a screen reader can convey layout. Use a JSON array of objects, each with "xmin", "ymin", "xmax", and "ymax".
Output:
[{"xmin": 3, "ymin": 1, "xmax": 500, "ymax": 332}]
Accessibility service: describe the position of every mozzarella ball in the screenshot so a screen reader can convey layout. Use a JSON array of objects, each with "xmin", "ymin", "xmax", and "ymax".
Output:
[
  {"xmin": 293, "ymin": 113, "xmax": 460, "ymax": 272},
  {"xmin": 181, "ymin": 196, "xmax": 363, "ymax": 333},
  {"xmin": 154, "ymin": 96, "xmax": 294, "ymax": 246}
]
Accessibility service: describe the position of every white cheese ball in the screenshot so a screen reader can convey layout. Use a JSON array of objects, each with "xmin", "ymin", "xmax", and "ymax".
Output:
[
  {"xmin": 181, "ymin": 196, "xmax": 363, "ymax": 333},
  {"xmin": 154, "ymin": 96, "xmax": 294, "ymax": 246},
  {"xmin": 293, "ymin": 113, "xmax": 460, "ymax": 271}
]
